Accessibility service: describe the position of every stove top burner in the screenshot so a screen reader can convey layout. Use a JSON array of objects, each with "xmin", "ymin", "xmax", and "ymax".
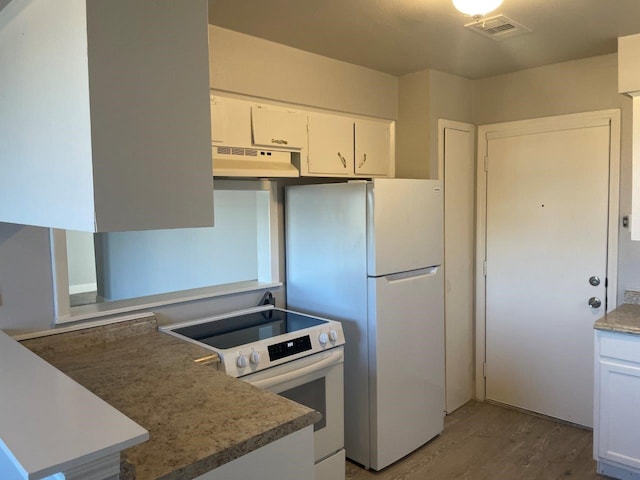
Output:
[
  {"xmin": 162, "ymin": 306, "xmax": 344, "ymax": 377},
  {"xmin": 172, "ymin": 308, "xmax": 328, "ymax": 350}
]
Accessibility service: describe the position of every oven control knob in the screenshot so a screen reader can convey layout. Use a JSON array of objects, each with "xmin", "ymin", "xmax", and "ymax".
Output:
[
  {"xmin": 319, "ymin": 332, "xmax": 329, "ymax": 345},
  {"xmin": 236, "ymin": 354, "xmax": 248, "ymax": 369},
  {"xmin": 329, "ymin": 330, "xmax": 338, "ymax": 342},
  {"xmin": 249, "ymin": 351, "xmax": 260, "ymax": 365}
]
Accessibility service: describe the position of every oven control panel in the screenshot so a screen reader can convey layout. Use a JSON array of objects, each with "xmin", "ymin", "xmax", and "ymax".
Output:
[{"xmin": 268, "ymin": 335, "xmax": 312, "ymax": 361}]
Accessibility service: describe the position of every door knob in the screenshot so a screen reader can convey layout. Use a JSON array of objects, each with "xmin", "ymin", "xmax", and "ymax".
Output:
[
  {"xmin": 589, "ymin": 276, "xmax": 600, "ymax": 286},
  {"xmin": 588, "ymin": 297, "xmax": 602, "ymax": 309}
]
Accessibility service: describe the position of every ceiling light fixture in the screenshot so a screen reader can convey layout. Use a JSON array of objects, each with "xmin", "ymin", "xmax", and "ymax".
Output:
[{"xmin": 452, "ymin": 0, "xmax": 503, "ymax": 19}]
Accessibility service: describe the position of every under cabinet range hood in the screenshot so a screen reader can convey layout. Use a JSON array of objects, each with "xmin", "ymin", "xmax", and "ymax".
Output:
[
  {"xmin": 212, "ymin": 145, "xmax": 300, "ymax": 178},
  {"xmin": 210, "ymin": 95, "xmax": 303, "ymax": 178}
]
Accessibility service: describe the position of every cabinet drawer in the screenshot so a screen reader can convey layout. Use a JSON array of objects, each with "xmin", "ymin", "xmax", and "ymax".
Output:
[{"xmin": 599, "ymin": 330, "xmax": 640, "ymax": 364}]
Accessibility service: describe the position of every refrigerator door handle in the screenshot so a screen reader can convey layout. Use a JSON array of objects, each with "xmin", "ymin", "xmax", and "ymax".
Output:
[{"xmin": 384, "ymin": 266, "xmax": 439, "ymax": 283}]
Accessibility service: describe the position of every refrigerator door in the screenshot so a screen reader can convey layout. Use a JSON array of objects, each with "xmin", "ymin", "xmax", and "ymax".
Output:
[
  {"xmin": 367, "ymin": 266, "xmax": 444, "ymax": 471},
  {"xmin": 367, "ymin": 178, "xmax": 443, "ymax": 277}
]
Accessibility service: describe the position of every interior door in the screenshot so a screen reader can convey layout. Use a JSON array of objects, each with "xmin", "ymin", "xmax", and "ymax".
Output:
[
  {"xmin": 441, "ymin": 122, "xmax": 475, "ymax": 414},
  {"xmin": 484, "ymin": 120, "xmax": 611, "ymax": 427}
]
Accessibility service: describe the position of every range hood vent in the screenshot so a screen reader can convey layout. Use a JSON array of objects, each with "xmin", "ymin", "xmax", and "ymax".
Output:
[
  {"xmin": 464, "ymin": 14, "xmax": 531, "ymax": 41},
  {"xmin": 212, "ymin": 145, "xmax": 299, "ymax": 178}
]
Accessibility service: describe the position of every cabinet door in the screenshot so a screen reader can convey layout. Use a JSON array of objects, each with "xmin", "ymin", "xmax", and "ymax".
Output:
[
  {"xmin": 211, "ymin": 96, "xmax": 252, "ymax": 147},
  {"xmin": 251, "ymin": 105, "xmax": 306, "ymax": 149},
  {"xmin": 195, "ymin": 426, "xmax": 314, "ymax": 480},
  {"xmin": 355, "ymin": 120, "xmax": 391, "ymax": 176},
  {"xmin": 598, "ymin": 358, "xmax": 640, "ymax": 469},
  {"xmin": 307, "ymin": 115, "xmax": 354, "ymax": 176}
]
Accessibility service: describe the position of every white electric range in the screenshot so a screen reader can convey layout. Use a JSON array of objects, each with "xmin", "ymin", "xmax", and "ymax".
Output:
[{"xmin": 161, "ymin": 305, "xmax": 346, "ymax": 480}]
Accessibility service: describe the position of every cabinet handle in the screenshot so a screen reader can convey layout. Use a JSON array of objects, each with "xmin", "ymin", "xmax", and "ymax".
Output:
[
  {"xmin": 271, "ymin": 139, "xmax": 288, "ymax": 145},
  {"xmin": 358, "ymin": 153, "xmax": 367, "ymax": 169},
  {"xmin": 337, "ymin": 152, "xmax": 347, "ymax": 168}
]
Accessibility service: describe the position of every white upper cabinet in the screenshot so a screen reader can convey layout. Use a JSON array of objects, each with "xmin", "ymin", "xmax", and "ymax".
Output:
[
  {"xmin": 618, "ymin": 34, "xmax": 640, "ymax": 240},
  {"xmin": 305, "ymin": 114, "xmax": 394, "ymax": 178},
  {"xmin": 307, "ymin": 114, "xmax": 354, "ymax": 176},
  {"xmin": 0, "ymin": 0, "xmax": 213, "ymax": 232},
  {"xmin": 618, "ymin": 33, "xmax": 640, "ymax": 94},
  {"xmin": 211, "ymin": 96, "xmax": 252, "ymax": 147},
  {"xmin": 211, "ymin": 93, "xmax": 395, "ymax": 178},
  {"xmin": 355, "ymin": 120, "xmax": 393, "ymax": 177},
  {"xmin": 251, "ymin": 106, "xmax": 307, "ymax": 149}
]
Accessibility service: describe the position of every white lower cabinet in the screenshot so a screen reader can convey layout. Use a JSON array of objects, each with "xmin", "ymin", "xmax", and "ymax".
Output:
[
  {"xmin": 194, "ymin": 426, "xmax": 314, "ymax": 480},
  {"xmin": 594, "ymin": 330, "xmax": 640, "ymax": 479}
]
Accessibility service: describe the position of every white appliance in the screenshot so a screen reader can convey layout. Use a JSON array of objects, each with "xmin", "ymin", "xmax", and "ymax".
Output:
[
  {"xmin": 161, "ymin": 305, "xmax": 346, "ymax": 480},
  {"xmin": 285, "ymin": 178, "xmax": 445, "ymax": 471}
]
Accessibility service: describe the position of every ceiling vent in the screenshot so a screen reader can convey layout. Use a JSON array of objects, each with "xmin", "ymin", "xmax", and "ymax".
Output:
[{"xmin": 464, "ymin": 14, "xmax": 531, "ymax": 41}]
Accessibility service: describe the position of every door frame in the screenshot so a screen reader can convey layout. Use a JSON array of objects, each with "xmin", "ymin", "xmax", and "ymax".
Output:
[{"xmin": 475, "ymin": 109, "xmax": 621, "ymax": 400}]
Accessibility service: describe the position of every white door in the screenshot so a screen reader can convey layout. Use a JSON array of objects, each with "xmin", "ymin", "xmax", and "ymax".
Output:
[
  {"xmin": 439, "ymin": 121, "xmax": 475, "ymax": 414},
  {"xmin": 368, "ymin": 266, "xmax": 444, "ymax": 470},
  {"xmin": 482, "ymin": 113, "xmax": 617, "ymax": 427}
]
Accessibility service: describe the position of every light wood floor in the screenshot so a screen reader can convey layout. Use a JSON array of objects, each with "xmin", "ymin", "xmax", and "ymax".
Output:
[{"xmin": 346, "ymin": 400, "xmax": 612, "ymax": 480}]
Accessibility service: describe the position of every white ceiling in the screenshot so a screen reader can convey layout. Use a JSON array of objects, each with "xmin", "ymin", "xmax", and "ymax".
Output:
[{"xmin": 208, "ymin": 0, "xmax": 640, "ymax": 79}]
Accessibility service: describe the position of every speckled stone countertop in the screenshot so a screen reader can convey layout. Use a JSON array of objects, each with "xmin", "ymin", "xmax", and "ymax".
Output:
[
  {"xmin": 594, "ymin": 303, "xmax": 640, "ymax": 335},
  {"xmin": 21, "ymin": 317, "xmax": 320, "ymax": 480}
]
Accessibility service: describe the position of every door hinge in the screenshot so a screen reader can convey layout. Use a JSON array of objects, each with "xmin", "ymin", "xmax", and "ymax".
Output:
[
  {"xmin": 483, "ymin": 260, "xmax": 487, "ymax": 276},
  {"xmin": 483, "ymin": 362, "xmax": 487, "ymax": 378},
  {"xmin": 484, "ymin": 156, "xmax": 489, "ymax": 172}
]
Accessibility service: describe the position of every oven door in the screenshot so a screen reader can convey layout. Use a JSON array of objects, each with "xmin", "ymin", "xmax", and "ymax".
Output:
[{"xmin": 243, "ymin": 346, "xmax": 344, "ymax": 464}]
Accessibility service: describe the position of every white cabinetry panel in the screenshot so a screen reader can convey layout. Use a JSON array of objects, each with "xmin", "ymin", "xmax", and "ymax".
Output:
[
  {"xmin": 195, "ymin": 426, "xmax": 314, "ymax": 480},
  {"xmin": 307, "ymin": 114, "xmax": 354, "ymax": 176},
  {"xmin": 210, "ymin": 96, "xmax": 251, "ymax": 147},
  {"xmin": 0, "ymin": 0, "xmax": 213, "ymax": 232},
  {"xmin": 251, "ymin": 105, "xmax": 306, "ymax": 149},
  {"xmin": 618, "ymin": 33, "xmax": 640, "ymax": 94},
  {"xmin": 211, "ymin": 93, "xmax": 395, "ymax": 178},
  {"xmin": 598, "ymin": 360, "xmax": 640, "ymax": 469},
  {"xmin": 355, "ymin": 120, "xmax": 391, "ymax": 176},
  {"xmin": 595, "ymin": 330, "xmax": 640, "ymax": 478}
]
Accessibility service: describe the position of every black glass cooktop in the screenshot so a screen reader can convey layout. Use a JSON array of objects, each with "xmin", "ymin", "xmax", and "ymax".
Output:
[{"xmin": 173, "ymin": 308, "xmax": 327, "ymax": 350}]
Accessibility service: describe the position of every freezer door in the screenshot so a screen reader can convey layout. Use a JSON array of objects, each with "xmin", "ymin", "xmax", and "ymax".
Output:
[
  {"xmin": 367, "ymin": 178, "xmax": 443, "ymax": 277},
  {"xmin": 368, "ymin": 266, "xmax": 444, "ymax": 470}
]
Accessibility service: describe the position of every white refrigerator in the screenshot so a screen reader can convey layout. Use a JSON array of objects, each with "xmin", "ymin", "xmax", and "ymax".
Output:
[{"xmin": 285, "ymin": 178, "xmax": 444, "ymax": 471}]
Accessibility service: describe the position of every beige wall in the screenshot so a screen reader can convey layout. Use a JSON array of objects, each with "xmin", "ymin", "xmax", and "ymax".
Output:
[
  {"xmin": 473, "ymin": 54, "xmax": 625, "ymax": 125},
  {"xmin": 396, "ymin": 70, "xmax": 430, "ymax": 179},
  {"xmin": 209, "ymin": 26, "xmax": 398, "ymax": 120},
  {"xmin": 473, "ymin": 53, "xmax": 636, "ymax": 306},
  {"xmin": 429, "ymin": 70, "xmax": 474, "ymax": 179},
  {"xmin": 395, "ymin": 69, "xmax": 474, "ymax": 179}
]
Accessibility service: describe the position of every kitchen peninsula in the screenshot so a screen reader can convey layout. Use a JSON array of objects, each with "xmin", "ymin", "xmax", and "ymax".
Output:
[{"xmin": 4, "ymin": 317, "xmax": 319, "ymax": 480}]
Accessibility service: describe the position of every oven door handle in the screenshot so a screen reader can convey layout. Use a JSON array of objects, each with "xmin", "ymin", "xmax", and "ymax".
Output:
[{"xmin": 249, "ymin": 349, "xmax": 343, "ymax": 390}]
